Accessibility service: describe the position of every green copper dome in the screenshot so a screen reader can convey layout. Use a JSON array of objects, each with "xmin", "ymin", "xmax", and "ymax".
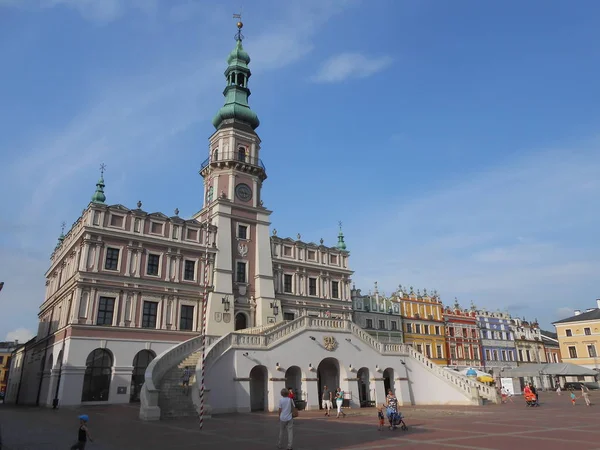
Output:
[
  {"xmin": 91, "ymin": 175, "xmax": 106, "ymax": 204},
  {"xmin": 336, "ymin": 223, "xmax": 347, "ymax": 251},
  {"xmin": 212, "ymin": 33, "xmax": 259, "ymax": 130},
  {"xmin": 227, "ymin": 39, "xmax": 250, "ymax": 66}
]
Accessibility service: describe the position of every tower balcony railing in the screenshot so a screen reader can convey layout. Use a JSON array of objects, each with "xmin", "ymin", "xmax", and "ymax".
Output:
[{"xmin": 200, "ymin": 151, "xmax": 266, "ymax": 172}]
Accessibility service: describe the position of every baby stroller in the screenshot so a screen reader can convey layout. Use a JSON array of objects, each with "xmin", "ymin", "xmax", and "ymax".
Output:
[
  {"xmin": 524, "ymin": 392, "xmax": 538, "ymax": 407},
  {"xmin": 387, "ymin": 408, "xmax": 408, "ymax": 431}
]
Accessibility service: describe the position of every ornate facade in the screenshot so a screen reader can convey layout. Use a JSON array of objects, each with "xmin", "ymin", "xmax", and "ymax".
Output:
[
  {"xmin": 443, "ymin": 300, "xmax": 483, "ymax": 370},
  {"xmin": 351, "ymin": 283, "xmax": 403, "ymax": 343},
  {"xmin": 510, "ymin": 317, "xmax": 546, "ymax": 366},
  {"xmin": 398, "ymin": 286, "xmax": 446, "ymax": 365},
  {"xmin": 476, "ymin": 310, "xmax": 517, "ymax": 376}
]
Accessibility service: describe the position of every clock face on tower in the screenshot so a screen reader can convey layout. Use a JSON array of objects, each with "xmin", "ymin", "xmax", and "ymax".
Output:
[{"xmin": 235, "ymin": 183, "xmax": 253, "ymax": 202}]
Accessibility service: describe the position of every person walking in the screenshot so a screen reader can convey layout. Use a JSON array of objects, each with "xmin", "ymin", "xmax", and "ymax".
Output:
[
  {"xmin": 335, "ymin": 387, "xmax": 346, "ymax": 418},
  {"xmin": 181, "ymin": 367, "xmax": 191, "ymax": 395},
  {"xmin": 321, "ymin": 385, "xmax": 332, "ymax": 416},
  {"xmin": 70, "ymin": 415, "xmax": 93, "ymax": 449},
  {"xmin": 277, "ymin": 388, "xmax": 294, "ymax": 450},
  {"xmin": 581, "ymin": 385, "xmax": 591, "ymax": 406}
]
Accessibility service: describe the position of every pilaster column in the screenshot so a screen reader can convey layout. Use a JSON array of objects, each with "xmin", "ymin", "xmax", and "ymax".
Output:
[
  {"xmin": 345, "ymin": 376, "xmax": 361, "ymax": 408},
  {"xmin": 135, "ymin": 249, "xmax": 143, "ymax": 278},
  {"xmin": 302, "ymin": 377, "xmax": 320, "ymax": 410},
  {"xmin": 164, "ymin": 254, "xmax": 171, "ymax": 281},
  {"xmin": 87, "ymin": 288, "xmax": 97, "ymax": 325},
  {"xmin": 174, "ymin": 256, "xmax": 181, "ymax": 283},
  {"xmin": 93, "ymin": 243, "xmax": 102, "ymax": 272},
  {"xmin": 118, "ymin": 291, "xmax": 126, "ymax": 327},
  {"xmin": 70, "ymin": 287, "xmax": 82, "ymax": 325},
  {"xmin": 80, "ymin": 242, "xmax": 90, "ymax": 271},
  {"xmin": 124, "ymin": 247, "xmax": 133, "ymax": 276},
  {"xmin": 371, "ymin": 377, "xmax": 386, "ymax": 405}
]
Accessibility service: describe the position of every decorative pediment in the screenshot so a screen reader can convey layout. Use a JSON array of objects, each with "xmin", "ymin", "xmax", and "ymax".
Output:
[
  {"xmin": 108, "ymin": 204, "xmax": 131, "ymax": 212},
  {"xmin": 147, "ymin": 212, "xmax": 169, "ymax": 220}
]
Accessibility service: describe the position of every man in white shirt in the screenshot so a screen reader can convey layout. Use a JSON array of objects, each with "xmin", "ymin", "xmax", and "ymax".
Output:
[{"xmin": 277, "ymin": 388, "xmax": 294, "ymax": 450}]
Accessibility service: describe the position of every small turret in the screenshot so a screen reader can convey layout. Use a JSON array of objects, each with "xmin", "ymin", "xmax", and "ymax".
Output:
[
  {"xmin": 336, "ymin": 221, "xmax": 347, "ymax": 251},
  {"xmin": 91, "ymin": 163, "xmax": 106, "ymax": 204}
]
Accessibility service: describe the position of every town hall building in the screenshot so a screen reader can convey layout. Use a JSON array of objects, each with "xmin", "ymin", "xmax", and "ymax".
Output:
[{"xmin": 6, "ymin": 21, "xmax": 497, "ymax": 417}]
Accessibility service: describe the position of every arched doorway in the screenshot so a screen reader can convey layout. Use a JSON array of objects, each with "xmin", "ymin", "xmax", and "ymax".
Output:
[
  {"xmin": 285, "ymin": 366, "xmax": 302, "ymax": 399},
  {"xmin": 235, "ymin": 313, "xmax": 248, "ymax": 331},
  {"xmin": 130, "ymin": 350, "xmax": 155, "ymax": 403},
  {"xmin": 383, "ymin": 368, "xmax": 394, "ymax": 394},
  {"xmin": 81, "ymin": 348, "xmax": 113, "ymax": 402},
  {"xmin": 317, "ymin": 358, "xmax": 340, "ymax": 410},
  {"xmin": 357, "ymin": 367, "xmax": 371, "ymax": 407},
  {"xmin": 249, "ymin": 365, "xmax": 268, "ymax": 412}
]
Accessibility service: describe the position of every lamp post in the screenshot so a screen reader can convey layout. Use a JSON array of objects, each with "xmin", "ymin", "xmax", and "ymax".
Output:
[
  {"xmin": 222, "ymin": 296, "xmax": 230, "ymax": 312},
  {"xmin": 270, "ymin": 302, "xmax": 279, "ymax": 317}
]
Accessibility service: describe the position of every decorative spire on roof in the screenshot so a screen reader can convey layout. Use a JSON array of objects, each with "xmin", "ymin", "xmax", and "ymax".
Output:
[
  {"xmin": 212, "ymin": 14, "xmax": 260, "ymax": 130},
  {"xmin": 55, "ymin": 221, "xmax": 66, "ymax": 250},
  {"xmin": 336, "ymin": 221, "xmax": 347, "ymax": 251},
  {"xmin": 91, "ymin": 163, "xmax": 106, "ymax": 204}
]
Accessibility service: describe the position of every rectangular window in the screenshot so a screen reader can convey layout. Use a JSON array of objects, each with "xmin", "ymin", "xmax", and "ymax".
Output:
[
  {"xmin": 283, "ymin": 246, "xmax": 292, "ymax": 257},
  {"xmin": 588, "ymin": 345, "xmax": 597, "ymax": 358},
  {"xmin": 179, "ymin": 305, "xmax": 194, "ymax": 331},
  {"xmin": 0, "ymin": 356, "xmax": 4, "ymax": 365},
  {"xmin": 391, "ymin": 321, "xmax": 397, "ymax": 331},
  {"xmin": 406, "ymin": 323, "xmax": 412, "ymax": 333},
  {"xmin": 187, "ymin": 229, "xmax": 198, "ymax": 241},
  {"xmin": 151, "ymin": 222, "xmax": 163, "ymax": 234},
  {"xmin": 283, "ymin": 312, "xmax": 295, "ymax": 321},
  {"xmin": 93, "ymin": 211, "xmax": 100, "ymax": 226},
  {"xmin": 236, "ymin": 262, "xmax": 247, "ymax": 283},
  {"xmin": 184, "ymin": 260, "xmax": 195, "ymax": 281},
  {"xmin": 449, "ymin": 327, "xmax": 455, "ymax": 337},
  {"xmin": 331, "ymin": 281, "xmax": 339, "ymax": 299},
  {"xmin": 525, "ymin": 350, "xmax": 531, "ymax": 362},
  {"xmin": 104, "ymin": 248, "xmax": 119, "ymax": 270},
  {"xmin": 566, "ymin": 329, "xmax": 572, "ymax": 337},
  {"xmin": 568, "ymin": 346, "xmax": 578, "ymax": 358},
  {"xmin": 330, "ymin": 254, "xmax": 338, "ymax": 264},
  {"xmin": 415, "ymin": 324, "xmax": 421, "ymax": 334},
  {"xmin": 518, "ymin": 349, "xmax": 523, "ymax": 361},
  {"xmin": 436, "ymin": 345, "xmax": 443, "ymax": 358},
  {"xmin": 509, "ymin": 351, "xmax": 514, "ymax": 362},
  {"xmin": 435, "ymin": 326, "xmax": 440, "ymax": 335},
  {"xmin": 379, "ymin": 320, "xmax": 385, "ymax": 330},
  {"xmin": 142, "ymin": 301, "xmax": 158, "ymax": 328},
  {"xmin": 501, "ymin": 350, "xmax": 507, "ymax": 361},
  {"xmin": 308, "ymin": 278, "xmax": 317, "ymax": 296},
  {"xmin": 307, "ymin": 250, "xmax": 316, "ymax": 260},
  {"xmin": 237, "ymin": 224, "xmax": 248, "ymax": 240},
  {"xmin": 425, "ymin": 344, "xmax": 432, "ymax": 358},
  {"xmin": 450, "ymin": 345, "xmax": 456, "ymax": 359},
  {"xmin": 485, "ymin": 349, "xmax": 491, "ymax": 361},
  {"xmin": 171, "ymin": 224, "xmax": 178, "ymax": 239},
  {"xmin": 147, "ymin": 254, "xmax": 160, "ymax": 276},
  {"xmin": 96, "ymin": 297, "xmax": 115, "ymax": 326},
  {"xmin": 283, "ymin": 274, "xmax": 293, "ymax": 293},
  {"xmin": 416, "ymin": 344, "xmax": 423, "ymax": 353},
  {"xmin": 474, "ymin": 347, "xmax": 480, "ymax": 360},
  {"xmin": 110, "ymin": 215, "xmax": 123, "ymax": 227},
  {"xmin": 585, "ymin": 327, "xmax": 591, "ymax": 336},
  {"xmin": 424, "ymin": 325, "xmax": 430, "ymax": 334},
  {"xmin": 366, "ymin": 319, "xmax": 373, "ymax": 329},
  {"xmin": 492, "ymin": 350, "xmax": 498, "ymax": 361}
]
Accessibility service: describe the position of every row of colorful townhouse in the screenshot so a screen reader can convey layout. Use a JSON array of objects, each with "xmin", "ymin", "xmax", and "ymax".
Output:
[{"xmin": 351, "ymin": 284, "xmax": 562, "ymax": 379}]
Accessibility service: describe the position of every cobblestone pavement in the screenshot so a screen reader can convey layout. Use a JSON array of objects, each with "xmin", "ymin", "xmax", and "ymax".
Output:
[{"xmin": 1, "ymin": 393, "xmax": 600, "ymax": 449}]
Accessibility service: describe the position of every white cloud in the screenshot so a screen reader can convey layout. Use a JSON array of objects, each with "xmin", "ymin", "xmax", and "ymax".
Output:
[
  {"xmin": 311, "ymin": 52, "xmax": 393, "ymax": 83},
  {"xmin": 6, "ymin": 328, "xmax": 34, "ymax": 343}
]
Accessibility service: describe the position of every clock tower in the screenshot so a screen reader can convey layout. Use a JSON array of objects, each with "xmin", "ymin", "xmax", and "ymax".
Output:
[{"xmin": 196, "ymin": 20, "xmax": 277, "ymax": 335}]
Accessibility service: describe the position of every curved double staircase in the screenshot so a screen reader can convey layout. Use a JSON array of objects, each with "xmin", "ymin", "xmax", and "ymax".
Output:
[{"xmin": 140, "ymin": 316, "xmax": 499, "ymax": 420}]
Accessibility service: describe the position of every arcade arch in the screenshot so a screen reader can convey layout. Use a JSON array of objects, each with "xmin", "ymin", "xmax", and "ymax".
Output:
[
  {"xmin": 81, "ymin": 348, "xmax": 113, "ymax": 402},
  {"xmin": 235, "ymin": 312, "xmax": 248, "ymax": 331},
  {"xmin": 284, "ymin": 365, "xmax": 302, "ymax": 398},
  {"xmin": 249, "ymin": 365, "xmax": 268, "ymax": 412},
  {"xmin": 130, "ymin": 350, "xmax": 156, "ymax": 403},
  {"xmin": 317, "ymin": 358, "xmax": 340, "ymax": 409},
  {"xmin": 383, "ymin": 368, "xmax": 394, "ymax": 394},
  {"xmin": 357, "ymin": 367, "xmax": 371, "ymax": 406}
]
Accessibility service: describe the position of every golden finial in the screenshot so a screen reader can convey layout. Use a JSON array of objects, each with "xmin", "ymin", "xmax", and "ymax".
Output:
[{"xmin": 233, "ymin": 13, "xmax": 244, "ymax": 40}]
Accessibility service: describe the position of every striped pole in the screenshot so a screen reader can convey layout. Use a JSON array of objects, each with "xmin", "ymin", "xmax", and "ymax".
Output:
[{"xmin": 199, "ymin": 180, "xmax": 212, "ymax": 430}]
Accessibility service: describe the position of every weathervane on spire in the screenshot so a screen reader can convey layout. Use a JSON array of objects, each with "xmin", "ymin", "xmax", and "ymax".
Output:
[
  {"xmin": 100, "ymin": 163, "xmax": 106, "ymax": 176},
  {"xmin": 61, "ymin": 221, "xmax": 66, "ymax": 235},
  {"xmin": 338, "ymin": 220, "xmax": 343, "ymax": 230},
  {"xmin": 233, "ymin": 11, "xmax": 244, "ymax": 41}
]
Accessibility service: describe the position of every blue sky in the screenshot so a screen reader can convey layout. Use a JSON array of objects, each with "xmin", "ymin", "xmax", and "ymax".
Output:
[{"xmin": 1, "ymin": 0, "xmax": 600, "ymax": 342}]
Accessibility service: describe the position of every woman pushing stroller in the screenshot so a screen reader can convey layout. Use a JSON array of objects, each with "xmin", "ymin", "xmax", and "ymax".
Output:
[{"xmin": 385, "ymin": 390, "xmax": 407, "ymax": 430}]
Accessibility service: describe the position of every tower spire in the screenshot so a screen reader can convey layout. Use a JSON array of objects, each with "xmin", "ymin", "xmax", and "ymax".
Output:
[
  {"xmin": 336, "ymin": 221, "xmax": 347, "ymax": 251},
  {"xmin": 91, "ymin": 163, "xmax": 106, "ymax": 204},
  {"xmin": 211, "ymin": 16, "xmax": 260, "ymax": 131}
]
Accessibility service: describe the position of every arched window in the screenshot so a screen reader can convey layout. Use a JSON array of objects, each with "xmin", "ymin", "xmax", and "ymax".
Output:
[
  {"xmin": 237, "ymin": 147, "xmax": 246, "ymax": 162},
  {"xmin": 81, "ymin": 349, "xmax": 113, "ymax": 402},
  {"xmin": 130, "ymin": 350, "xmax": 155, "ymax": 402}
]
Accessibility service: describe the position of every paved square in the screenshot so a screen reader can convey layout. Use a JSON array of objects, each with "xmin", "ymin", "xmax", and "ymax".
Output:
[{"xmin": 2, "ymin": 393, "xmax": 600, "ymax": 449}]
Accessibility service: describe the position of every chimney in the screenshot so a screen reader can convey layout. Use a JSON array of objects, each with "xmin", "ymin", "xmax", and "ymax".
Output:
[
  {"xmin": 574, "ymin": 310, "xmax": 581, "ymax": 316},
  {"xmin": 597, "ymin": 299, "xmax": 600, "ymax": 309}
]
